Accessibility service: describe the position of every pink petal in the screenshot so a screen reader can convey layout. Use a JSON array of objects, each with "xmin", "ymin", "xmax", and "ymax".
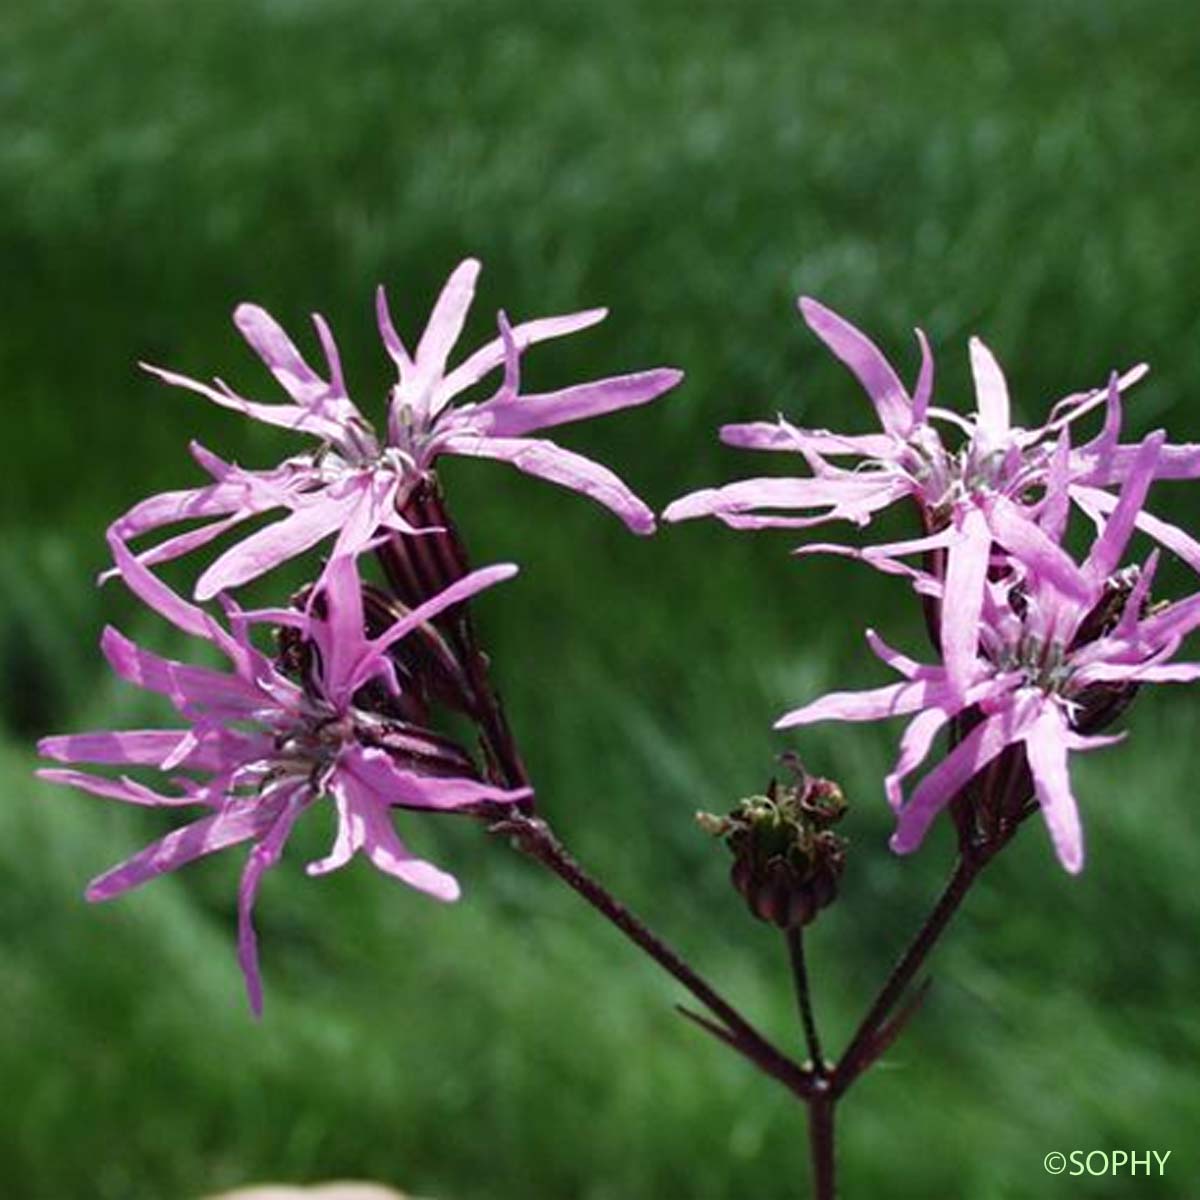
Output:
[
  {"xmin": 36, "ymin": 768, "xmax": 200, "ymax": 807},
  {"xmin": 1082, "ymin": 441, "xmax": 1200, "ymax": 484},
  {"xmin": 1071, "ymin": 372, "xmax": 1124, "ymax": 481},
  {"xmin": 713, "ymin": 512, "xmax": 849, "ymax": 531},
  {"xmin": 1064, "ymin": 731, "xmax": 1127, "ymax": 752},
  {"xmin": 100, "ymin": 628, "xmax": 261, "ymax": 715},
  {"xmin": 1044, "ymin": 363, "xmax": 1148, "ymax": 434},
  {"xmin": 436, "ymin": 307, "xmax": 609, "ymax": 404},
  {"xmin": 309, "ymin": 776, "xmax": 460, "ymax": 901},
  {"xmin": 86, "ymin": 794, "xmax": 288, "ymax": 901},
  {"xmin": 1136, "ymin": 592, "xmax": 1200, "ymax": 648},
  {"xmin": 1074, "ymin": 662, "xmax": 1200, "ymax": 685},
  {"xmin": 356, "ymin": 788, "xmax": 459, "ymax": 900},
  {"xmin": 926, "ymin": 405, "xmax": 974, "ymax": 435},
  {"xmin": 413, "ymin": 258, "xmax": 481, "ymax": 389},
  {"xmin": 109, "ymin": 514, "xmax": 248, "ymax": 578},
  {"xmin": 890, "ymin": 694, "xmax": 1040, "ymax": 856},
  {"xmin": 1112, "ymin": 550, "xmax": 1159, "ymax": 641},
  {"xmin": 195, "ymin": 487, "xmax": 359, "ymax": 599},
  {"xmin": 911, "ymin": 328, "xmax": 934, "ymax": 425},
  {"xmin": 440, "ymin": 433, "xmax": 655, "ymax": 534},
  {"xmin": 775, "ymin": 679, "xmax": 951, "ymax": 729},
  {"xmin": 233, "ymin": 304, "xmax": 356, "ymax": 422},
  {"xmin": 113, "ymin": 479, "xmax": 259, "ymax": 539},
  {"xmin": 108, "ymin": 452, "xmax": 317, "ymax": 576},
  {"xmin": 107, "ymin": 529, "xmax": 211, "ymax": 638},
  {"xmin": 342, "ymin": 745, "xmax": 532, "ymax": 811},
  {"xmin": 38, "ymin": 729, "xmax": 227, "ymax": 771},
  {"xmin": 1022, "ymin": 706, "xmax": 1084, "ymax": 873},
  {"xmin": 376, "ymin": 285, "xmax": 416, "ymax": 372},
  {"xmin": 791, "ymin": 543, "xmax": 941, "ymax": 595},
  {"xmin": 141, "ymin": 363, "xmax": 347, "ymax": 444},
  {"xmin": 237, "ymin": 788, "xmax": 310, "ymax": 1015},
  {"xmin": 306, "ymin": 785, "xmax": 363, "ymax": 877},
  {"xmin": 967, "ymin": 337, "xmax": 1010, "ymax": 448},
  {"xmin": 312, "ymin": 313, "xmax": 349, "ymax": 400},
  {"xmin": 309, "ymin": 554, "xmax": 369, "ymax": 705},
  {"xmin": 883, "ymin": 675, "xmax": 1020, "ymax": 812},
  {"xmin": 325, "ymin": 471, "xmax": 402, "ymax": 569},
  {"xmin": 865, "ymin": 629, "xmax": 937, "ymax": 680},
  {"xmin": 798, "ymin": 297, "xmax": 913, "ymax": 438},
  {"xmin": 472, "ymin": 368, "xmax": 682, "ymax": 438},
  {"xmin": 1073, "ymin": 484, "xmax": 1200, "ymax": 574},
  {"xmin": 1037, "ymin": 432, "xmax": 1072, "ymax": 544},
  {"xmin": 940, "ymin": 507, "xmax": 991, "ymax": 696},
  {"xmin": 491, "ymin": 309, "xmax": 521, "ymax": 404},
  {"xmin": 351, "ymin": 563, "xmax": 519, "ymax": 696},
  {"xmin": 234, "ymin": 304, "xmax": 322, "ymax": 395},
  {"xmin": 885, "ymin": 708, "xmax": 952, "ymax": 811},
  {"xmin": 719, "ymin": 421, "xmax": 896, "ymax": 459},
  {"xmin": 365, "ymin": 834, "xmax": 460, "ymax": 900},
  {"xmin": 1082, "ymin": 431, "xmax": 1165, "ymax": 584},
  {"xmin": 861, "ymin": 528, "xmax": 959, "ymax": 560},
  {"xmin": 983, "ymin": 494, "xmax": 1091, "ymax": 602},
  {"xmin": 663, "ymin": 474, "xmax": 902, "ymax": 525}
]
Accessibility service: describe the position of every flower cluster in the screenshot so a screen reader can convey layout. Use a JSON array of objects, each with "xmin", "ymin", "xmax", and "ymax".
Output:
[
  {"xmin": 671, "ymin": 298, "xmax": 1200, "ymax": 872},
  {"xmin": 39, "ymin": 263, "xmax": 1200, "ymax": 1010},
  {"xmin": 39, "ymin": 260, "xmax": 681, "ymax": 1010}
]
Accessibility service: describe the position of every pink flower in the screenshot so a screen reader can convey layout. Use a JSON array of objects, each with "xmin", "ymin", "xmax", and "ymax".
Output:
[
  {"xmin": 664, "ymin": 297, "xmax": 1200, "ymax": 579},
  {"xmin": 775, "ymin": 435, "xmax": 1200, "ymax": 873},
  {"xmin": 118, "ymin": 259, "xmax": 682, "ymax": 599},
  {"xmin": 38, "ymin": 533, "xmax": 531, "ymax": 1012}
]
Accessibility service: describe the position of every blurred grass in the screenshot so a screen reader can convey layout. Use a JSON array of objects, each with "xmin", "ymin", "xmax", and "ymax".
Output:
[{"xmin": 4, "ymin": 0, "xmax": 1200, "ymax": 1196}]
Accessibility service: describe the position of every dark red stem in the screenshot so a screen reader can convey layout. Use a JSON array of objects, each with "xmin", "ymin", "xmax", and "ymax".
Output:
[{"xmin": 807, "ymin": 1093, "xmax": 837, "ymax": 1200}]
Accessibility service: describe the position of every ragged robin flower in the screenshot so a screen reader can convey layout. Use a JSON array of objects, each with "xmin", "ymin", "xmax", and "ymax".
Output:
[
  {"xmin": 775, "ymin": 434, "xmax": 1200, "ymax": 873},
  {"xmin": 38, "ymin": 532, "xmax": 530, "ymax": 1012},
  {"xmin": 664, "ymin": 297, "xmax": 1200, "ymax": 617},
  {"xmin": 116, "ymin": 258, "xmax": 682, "ymax": 598}
]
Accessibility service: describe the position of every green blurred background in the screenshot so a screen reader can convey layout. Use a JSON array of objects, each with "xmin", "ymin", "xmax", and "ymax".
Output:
[{"xmin": 4, "ymin": 1, "xmax": 1200, "ymax": 1196}]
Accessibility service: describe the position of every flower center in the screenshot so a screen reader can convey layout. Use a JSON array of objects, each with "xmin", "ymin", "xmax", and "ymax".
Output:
[
  {"xmin": 993, "ymin": 634, "xmax": 1074, "ymax": 696},
  {"xmin": 272, "ymin": 711, "xmax": 355, "ymax": 791}
]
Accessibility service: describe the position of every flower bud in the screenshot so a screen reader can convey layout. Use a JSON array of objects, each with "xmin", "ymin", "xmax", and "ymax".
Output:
[{"xmin": 698, "ymin": 758, "xmax": 848, "ymax": 929}]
